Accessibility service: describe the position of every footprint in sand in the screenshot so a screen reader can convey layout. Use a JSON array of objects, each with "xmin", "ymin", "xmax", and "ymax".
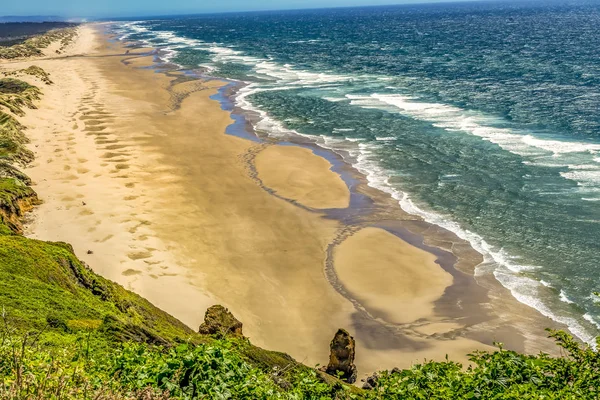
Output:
[
  {"xmin": 128, "ymin": 251, "xmax": 153, "ymax": 260},
  {"xmin": 122, "ymin": 268, "xmax": 142, "ymax": 277},
  {"xmin": 95, "ymin": 234, "xmax": 113, "ymax": 243}
]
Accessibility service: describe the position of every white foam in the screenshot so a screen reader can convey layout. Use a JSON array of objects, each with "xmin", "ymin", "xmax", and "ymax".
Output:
[
  {"xmin": 323, "ymin": 97, "xmax": 348, "ymax": 102},
  {"xmin": 560, "ymin": 290, "xmax": 575, "ymax": 304},
  {"xmin": 333, "ymin": 128, "xmax": 355, "ymax": 132},
  {"xmin": 561, "ymin": 169, "xmax": 600, "ymax": 187},
  {"xmin": 584, "ymin": 313, "xmax": 600, "ymax": 329},
  {"xmin": 495, "ymin": 271, "xmax": 598, "ymax": 345}
]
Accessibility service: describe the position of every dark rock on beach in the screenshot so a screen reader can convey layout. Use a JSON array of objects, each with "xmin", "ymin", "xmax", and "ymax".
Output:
[
  {"xmin": 198, "ymin": 304, "xmax": 243, "ymax": 336},
  {"xmin": 362, "ymin": 372, "xmax": 379, "ymax": 390},
  {"xmin": 323, "ymin": 328, "xmax": 358, "ymax": 384}
]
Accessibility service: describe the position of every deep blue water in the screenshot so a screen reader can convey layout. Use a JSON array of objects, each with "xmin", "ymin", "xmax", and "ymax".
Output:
[{"xmin": 115, "ymin": 1, "xmax": 600, "ymax": 343}]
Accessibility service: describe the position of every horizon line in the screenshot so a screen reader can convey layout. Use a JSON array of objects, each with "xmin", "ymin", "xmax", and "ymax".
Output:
[{"xmin": 0, "ymin": 0, "xmax": 515, "ymax": 21}]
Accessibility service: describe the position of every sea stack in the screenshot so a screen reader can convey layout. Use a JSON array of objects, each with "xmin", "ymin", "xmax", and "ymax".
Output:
[
  {"xmin": 198, "ymin": 305, "xmax": 243, "ymax": 336},
  {"xmin": 325, "ymin": 328, "xmax": 357, "ymax": 384}
]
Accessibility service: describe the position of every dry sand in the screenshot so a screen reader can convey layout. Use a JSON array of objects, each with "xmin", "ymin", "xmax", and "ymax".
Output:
[{"xmin": 3, "ymin": 24, "xmax": 506, "ymax": 377}]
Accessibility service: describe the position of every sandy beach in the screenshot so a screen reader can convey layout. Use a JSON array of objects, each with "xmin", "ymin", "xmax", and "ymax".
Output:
[{"xmin": 1, "ymin": 24, "xmax": 562, "ymax": 378}]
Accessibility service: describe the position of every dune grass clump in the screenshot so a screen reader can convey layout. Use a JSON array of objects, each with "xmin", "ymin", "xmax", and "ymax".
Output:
[
  {"xmin": 4, "ymin": 65, "xmax": 53, "ymax": 85},
  {"xmin": 0, "ymin": 78, "xmax": 41, "ymax": 116}
]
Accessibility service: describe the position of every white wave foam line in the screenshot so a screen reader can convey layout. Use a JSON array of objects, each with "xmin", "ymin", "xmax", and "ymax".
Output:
[
  {"xmin": 561, "ymin": 169, "xmax": 600, "ymax": 187},
  {"xmin": 522, "ymin": 135, "xmax": 600, "ymax": 154},
  {"xmin": 235, "ymin": 85, "xmax": 303, "ymax": 137},
  {"xmin": 121, "ymin": 27, "xmax": 373, "ymax": 91},
  {"xmin": 116, "ymin": 21, "xmax": 150, "ymax": 40},
  {"xmin": 584, "ymin": 313, "xmax": 600, "ymax": 330},
  {"xmin": 159, "ymin": 47, "xmax": 178, "ymax": 64},
  {"xmin": 332, "ymin": 128, "xmax": 355, "ymax": 132},
  {"xmin": 494, "ymin": 271, "xmax": 598, "ymax": 345},
  {"xmin": 560, "ymin": 290, "xmax": 575, "ymax": 304},
  {"xmin": 323, "ymin": 97, "xmax": 347, "ymax": 102},
  {"xmin": 347, "ymin": 93, "xmax": 600, "ymax": 188}
]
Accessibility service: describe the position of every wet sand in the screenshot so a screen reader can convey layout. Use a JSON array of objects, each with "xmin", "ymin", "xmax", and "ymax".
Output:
[
  {"xmin": 2, "ymin": 24, "xmax": 563, "ymax": 379},
  {"xmin": 255, "ymin": 145, "xmax": 350, "ymax": 209},
  {"xmin": 334, "ymin": 227, "xmax": 453, "ymax": 325}
]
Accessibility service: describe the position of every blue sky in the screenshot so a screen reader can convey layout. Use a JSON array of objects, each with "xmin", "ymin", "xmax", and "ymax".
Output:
[{"xmin": 2, "ymin": 0, "xmax": 483, "ymax": 18}]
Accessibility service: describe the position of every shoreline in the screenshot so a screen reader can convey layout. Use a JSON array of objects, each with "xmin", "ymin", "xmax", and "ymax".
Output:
[{"xmin": 9, "ymin": 23, "xmax": 564, "ymax": 377}]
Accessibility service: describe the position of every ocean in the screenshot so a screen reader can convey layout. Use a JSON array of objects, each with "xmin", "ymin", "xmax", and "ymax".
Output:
[{"xmin": 114, "ymin": 1, "xmax": 600, "ymax": 344}]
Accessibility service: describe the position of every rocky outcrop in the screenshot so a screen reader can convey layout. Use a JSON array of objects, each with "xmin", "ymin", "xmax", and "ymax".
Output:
[
  {"xmin": 0, "ymin": 178, "xmax": 38, "ymax": 234},
  {"xmin": 198, "ymin": 305, "xmax": 243, "ymax": 336},
  {"xmin": 323, "ymin": 328, "xmax": 357, "ymax": 384},
  {"xmin": 361, "ymin": 372, "xmax": 379, "ymax": 390}
]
